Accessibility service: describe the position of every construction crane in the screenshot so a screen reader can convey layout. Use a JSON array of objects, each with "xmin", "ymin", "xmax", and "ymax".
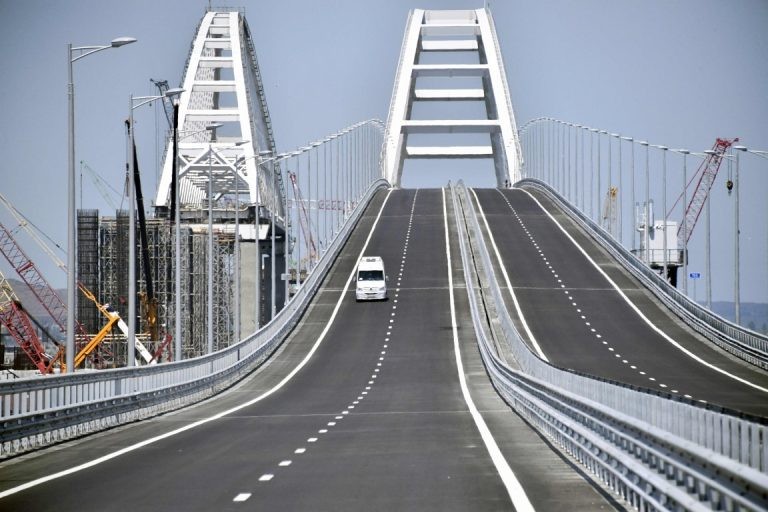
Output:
[
  {"xmin": 667, "ymin": 138, "xmax": 737, "ymax": 248},
  {"xmin": 150, "ymin": 78, "xmax": 175, "ymax": 130},
  {"xmin": 129, "ymin": 126, "xmax": 160, "ymax": 344},
  {"xmin": 0, "ymin": 269, "xmax": 62, "ymax": 373},
  {"xmin": 287, "ymin": 171, "xmax": 317, "ymax": 263},
  {"xmin": 602, "ymin": 186, "xmax": 618, "ymax": 238},
  {"xmin": 0, "ymin": 193, "xmax": 154, "ymax": 368},
  {"xmin": 80, "ymin": 160, "xmax": 122, "ymax": 211},
  {"xmin": 0, "ymin": 221, "xmax": 93, "ymax": 356}
]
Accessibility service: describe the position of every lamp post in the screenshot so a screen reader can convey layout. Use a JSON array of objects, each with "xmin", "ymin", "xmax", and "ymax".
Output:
[
  {"xmin": 173, "ymin": 99, "xmax": 181, "ymax": 361},
  {"xmin": 598, "ymin": 131, "xmax": 606, "ymax": 225},
  {"xmin": 589, "ymin": 129, "xmax": 597, "ymax": 219},
  {"xmin": 206, "ymin": 122, "xmax": 223, "ymax": 354},
  {"xmin": 673, "ymin": 149, "xmax": 690, "ymax": 296},
  {"xmin": 638, "ymin": 141, "xmax": 649, "ymax": 264},
  {"xmin": 622, "ymin": 136, "xmax": 635, "ymax": 251},
  {"xmin": 653, "ymin": 145, "xmax": 669, "ymax": 283},
  {"xmin": 127, "ymin": 88, "xmax": 183, "ymax": 367},
  {"xmin": 733, "ymin": 145, "xmax": 747, "ymax": 325},
  {"xmin": 702, "ymin": 149, "xmax": 716, "ymax": 309},
  {"xmin": 737, "ymin": 148, "xmax": 768, "ymax": 315},
  {"xmin": 66, "ymin": 36, "xmax": 136, "ymax": 372},
  {"xmin": 230, "ymin": 139, "xmax": 252, "ymax": 342}
]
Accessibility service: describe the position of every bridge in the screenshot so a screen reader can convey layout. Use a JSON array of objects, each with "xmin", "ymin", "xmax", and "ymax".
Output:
[{"xmin": 1, "ymin": 7, "xmax": 768, "ymax": 511}]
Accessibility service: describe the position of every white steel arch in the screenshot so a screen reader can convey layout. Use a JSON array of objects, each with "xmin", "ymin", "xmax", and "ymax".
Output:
[
  {"xmin": 155, "ymin": 10, "xmax": 282, "ymax": 216},
  {"xmin": 382, "ymin": 8, "xmax": 522, "ymax": 187}
]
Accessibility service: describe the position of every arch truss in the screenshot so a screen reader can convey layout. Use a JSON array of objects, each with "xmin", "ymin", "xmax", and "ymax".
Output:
[
  {"xmin": 155, "ymin": 9, "xmax": 284, "ymax": 220},
  {"xmin": 383, "ymin": 8, "xmax": 522, "ymax": 187}
]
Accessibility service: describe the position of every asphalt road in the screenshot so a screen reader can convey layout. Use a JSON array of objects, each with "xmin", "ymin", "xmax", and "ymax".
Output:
[
  {"xmin": 0, "ymin": 189, "xmax": 617, "ymax": 511},
  {"xmin": 473, "ymin": 186, "xmax": 768, "ymax": 417}
]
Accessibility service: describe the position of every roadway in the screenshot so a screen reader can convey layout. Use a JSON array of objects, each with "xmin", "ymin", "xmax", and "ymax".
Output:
[
  {"xmin": 472, "ymin": 186, "xmax": 768, "ymax": 417},
  {"xmin": 0, "ymin": 188, "xmax": 617, "ymax": 511}
]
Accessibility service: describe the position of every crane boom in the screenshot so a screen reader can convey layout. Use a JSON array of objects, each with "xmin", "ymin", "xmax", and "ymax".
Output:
[
  {"xmin": 0, "ymin": 221, "xmax": 90, "ymax": 346},
  {"xmin": 0, "ymin": 270, "xmax": 58, "ymax": 374},
  {"xmin": 287, "ymin": 171, "xmax": 317, "ymax": 262},
  {"xmin": 0, "ymin": 194, "xmax": 154, "ymax": 366},
  {"xmin": 669, "ymin": 138, "xmax": 737, "ymax": 248}
]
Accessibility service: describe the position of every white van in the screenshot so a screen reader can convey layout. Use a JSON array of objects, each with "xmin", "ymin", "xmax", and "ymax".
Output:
[{"xmin": 356, "ymin": 256, "xmax": 387, "ymax": 301}]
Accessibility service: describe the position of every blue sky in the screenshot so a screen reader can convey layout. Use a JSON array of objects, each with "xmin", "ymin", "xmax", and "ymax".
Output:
[{"xmin": 0, "ymin": 0, "xmax": 766, "ymax": 304}]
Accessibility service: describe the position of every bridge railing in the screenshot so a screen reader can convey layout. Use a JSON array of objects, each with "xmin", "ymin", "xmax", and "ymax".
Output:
[
  {"xmin": 0, "ymin": 176, "xmax": 389, "ymax": 459},
  {"xmin": 450, "ymin": 180, "xmax": 768, "ymax": 510},
  {"xmin": 518, "ymin": 178, "xmax": 768, "ymax": 370}
]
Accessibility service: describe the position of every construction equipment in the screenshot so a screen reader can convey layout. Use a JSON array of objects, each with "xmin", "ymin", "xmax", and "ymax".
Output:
[
  {"xmin": 287, "ymin": 171, "xmax": 317, "ymax": 263},
  {"xmin": 129, "ymin": 125, "xmax": 160, "ymax": 344},
  {"xmin": 80, "ymin": 160, "xmax": 122, "ymax": 211},
  {"xmin": 76, "ymin": 285, "xmax": 155, "ymax": 367},
  {"xmin": 0, "ymin": 193, "xmax": 153, "ymax": 368},
  {"xmin": 0, "ymin": 269, "xmax": 62, "ymax": 373},
  {"xmin": 602, "ymin": 186, "xmax": 618, "ymax": 238},
  {"xmin": 150, "ymin": 78, "xmax": 175, "ymax": 131},
  {"xmin": 0, "ymin": 221, "xmax": 93, "ymax": 354},
  {"xmin": 667, "ymin": 138, "xmax": 737, "ymax": 248}
]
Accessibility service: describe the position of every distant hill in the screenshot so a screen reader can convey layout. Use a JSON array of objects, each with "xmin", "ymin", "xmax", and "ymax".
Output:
[{"xmin": 709, "ymin": 302, "xmax": 768, "ymax": 334}]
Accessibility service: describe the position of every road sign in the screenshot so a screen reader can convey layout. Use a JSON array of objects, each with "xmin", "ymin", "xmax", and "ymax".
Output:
[{"xmin": 689, "ymin": 272, "xmax": 701, "ymax": 279}]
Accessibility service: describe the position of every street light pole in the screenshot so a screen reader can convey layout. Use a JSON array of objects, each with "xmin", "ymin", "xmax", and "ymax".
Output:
[
  {"xmin": 677, "ymin": 149, "xmax": 690, "ymax": 296},
  {"xmin": 639, "ymin": 141, "xmax": 649, "ymax": 264},
  {"xmin": 615, "ymin": 133, "xmax": 622, "ymax": 244},
  {"xmin": 703, "ymin": 150, "xmax": 716, "ymax": 310},
  {"xmin": 659, "ymin": 146, "xmax": 669, "ymax": 283},
  {"xmin": 733, "ymin": 145, "xmax": 747, "ymax": 325},
  {"xmin": 127, "ymin": 89, "xmax": 183, "ymax": 367},
  {"xmin": 127, "ymin": 96, "xmax": 137, "ymax": 367},
  {"xmin": 173, "ymin": 99, "xmax": 182, "ymax": 361},
  {"xmin": 623, "ymin": 136, "xmax": 635, "ymax": 250},
  {"xmin": 66, "ymin": 36, "xmax": 136, "ymax": 372},
  {"xmin": 205, "ymin": 123, "xmax": 222, "ymax": 354}
]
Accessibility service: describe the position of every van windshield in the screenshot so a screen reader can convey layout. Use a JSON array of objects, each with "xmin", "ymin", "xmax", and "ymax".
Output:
[{"xmin": 358, "ymin": 270, "xmax": 384, "ymax": 281}]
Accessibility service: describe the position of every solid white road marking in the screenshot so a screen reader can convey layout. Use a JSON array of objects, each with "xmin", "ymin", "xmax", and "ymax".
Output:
[
  {"xmin": 0, "ymin": 189, "xmax": 396, "ymax": 500},
  {"xmin": 516, "ymin": 188, "xmax": 768, "ymax": 394},
  {"xmin": 442, "ymin": 188, "xmax": 535, "ymax": 511},
  {"xmin": 471, "ymin": 188, "xmax": 548, "ymax": 362}
]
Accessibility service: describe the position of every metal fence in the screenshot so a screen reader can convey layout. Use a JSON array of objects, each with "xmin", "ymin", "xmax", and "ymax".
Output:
[
  {"xmin": 450, "ymin": 181, "xmax": 768, "ymax": 510},
  {"xmin": 0, "ymin": 179, "xmax": 390, "ymax": 459}
]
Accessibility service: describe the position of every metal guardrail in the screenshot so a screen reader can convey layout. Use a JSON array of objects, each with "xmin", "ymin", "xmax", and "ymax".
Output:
[
  {"xmin": 518, "ymin": 178, "xmax": 768, "ymax": 370},
  {"xmin": 0, "ymin": 179, "xmax": 390, "ymax": 459},
  {"xmin": 450, "ymin": 181, "xmax": 768, "ymax": 511}
]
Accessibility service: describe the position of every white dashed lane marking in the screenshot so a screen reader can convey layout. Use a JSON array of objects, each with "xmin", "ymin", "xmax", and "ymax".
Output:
[
  {"xmin": 241, "ymin": 191, "xmax": 421, "ymax": 496},
  {"xmin": 494, "ymin": 190, "xmax": 683, "ymax": 398}
]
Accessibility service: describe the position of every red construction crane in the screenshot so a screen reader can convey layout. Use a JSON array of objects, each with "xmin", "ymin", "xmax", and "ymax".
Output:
[
  {"xmin": 668, "ymin": 137, "xmax": 737, "ymax": 248},
  {"xmin": 0, "ymin": 269, "xmax": 62, "ymax": 373},
  {"xmin": 0, "ymin": 221, "xmax": 92, "ymax": 360},
  {"xmin": 287, "ymin": 171, "xmax": 317, "ymax": 262}
]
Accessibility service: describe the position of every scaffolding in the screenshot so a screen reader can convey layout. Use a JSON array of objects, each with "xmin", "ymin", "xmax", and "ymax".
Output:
[
  {"xmin": 76, "ymin": 210, "xmax": 100, "ymax": 335},
  {"xmin": 83, "ymin": 211, "xmax": 238, "ymax": 364}
]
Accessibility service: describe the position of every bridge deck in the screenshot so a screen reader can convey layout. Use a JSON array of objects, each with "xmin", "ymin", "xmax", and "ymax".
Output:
[
  {"xmin": 0, "ymin": 189, "xmax": 614, "ymax": 511},
  {"xmin": 474, "ymin": 187, "xmax": 768, "ymax": 417}
]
